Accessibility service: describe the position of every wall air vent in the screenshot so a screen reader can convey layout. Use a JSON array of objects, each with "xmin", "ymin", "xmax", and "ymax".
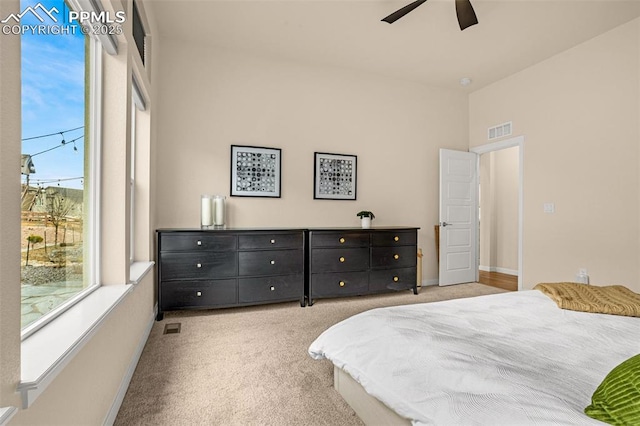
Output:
[{"xmin": 488, "ymin": 121, "xmax": 512, "ymax": 141}]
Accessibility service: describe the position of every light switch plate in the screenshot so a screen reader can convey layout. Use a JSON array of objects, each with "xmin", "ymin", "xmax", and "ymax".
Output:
[{"xmin": 543, "ymin": 203, "xmax": 555, "ymax": 214}]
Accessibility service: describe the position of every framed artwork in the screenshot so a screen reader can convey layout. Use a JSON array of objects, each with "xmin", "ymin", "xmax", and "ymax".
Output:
[
  {"xmin": 231, "ymin": 145, "xmax": 282, "ymax": 198},
  {"xmin": 313, "ymin": 152, "xmax": 357, "ymax": 200}
]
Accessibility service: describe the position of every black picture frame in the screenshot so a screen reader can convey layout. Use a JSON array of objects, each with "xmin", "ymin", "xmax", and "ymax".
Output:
[
  {"xmin": 230, "ymin": 145, "xmax": 282, "ymax": 198},
  {"xmin": 313, "ymin": 152, "xmax": 357, "ymax": 200}
]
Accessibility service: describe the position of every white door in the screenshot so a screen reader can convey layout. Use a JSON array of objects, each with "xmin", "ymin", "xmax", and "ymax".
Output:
[{"xmin": 439, "ymin": 149, "xmax": 478, "ymax": 286}]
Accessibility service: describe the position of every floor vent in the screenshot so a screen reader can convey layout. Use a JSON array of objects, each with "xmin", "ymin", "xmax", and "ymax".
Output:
[
  {"xmin": 163, "ymin": 323, "xmax": 181, "ymax": 335},
  {"xmin": 488, "ymin": 121, "xmax": 512, "ymax": 141}
]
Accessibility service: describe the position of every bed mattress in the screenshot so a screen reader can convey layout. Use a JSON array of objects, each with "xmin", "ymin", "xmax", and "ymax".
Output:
[{"xmin": 309, "ymin": 290, "xmax": 640, "ymax": 425}]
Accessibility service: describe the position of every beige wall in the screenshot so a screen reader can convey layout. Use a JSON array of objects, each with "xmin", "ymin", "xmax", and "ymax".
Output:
[
  {"xmin": 470, "ymin": 19, "xmax": 640, "ymax": 291},
  {"xmin": 479, "ymin": 147, "xmax": 519, "ymax": 273},
  {"xmin": 155, "ymin": 42, "xmax": 469, "ymax": 283},
  {"xmin": 0, "ymin": 0, "xmax": 23, "ymax": 411}
]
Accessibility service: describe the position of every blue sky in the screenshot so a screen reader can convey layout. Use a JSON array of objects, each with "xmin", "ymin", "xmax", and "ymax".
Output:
[{"xmin": 20, "ymin": 0, "xmax": 85, "ymax": 190}]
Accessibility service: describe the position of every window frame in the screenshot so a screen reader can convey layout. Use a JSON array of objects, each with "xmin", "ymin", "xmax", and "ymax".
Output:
[
  {"xmin": 129, "ymin": 97, "xmax": 136, "ymax": 264},
  {"xmin": 20, "ymin": 36, "xmax": 103, "ymax": 340}
]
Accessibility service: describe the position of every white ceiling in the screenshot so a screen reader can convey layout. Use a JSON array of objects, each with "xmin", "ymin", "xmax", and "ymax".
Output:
[{"xmin": 150, "ymin": 0, "xmax": 640, "ymax": 91}]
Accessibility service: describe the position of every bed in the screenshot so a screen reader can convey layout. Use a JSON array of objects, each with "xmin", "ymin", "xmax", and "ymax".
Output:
[{"xmin": 308, "ymin": 288, "xmax": 640, "ymax": 425}]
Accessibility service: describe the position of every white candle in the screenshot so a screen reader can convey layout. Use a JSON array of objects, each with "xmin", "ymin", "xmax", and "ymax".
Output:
[
  {"xmin": 201, "ymin": 196, "xmax": 213, "ymax": 226},
  {"xmin": 214, "ymin": 196, "xmax": 225, "ymax": 226}
]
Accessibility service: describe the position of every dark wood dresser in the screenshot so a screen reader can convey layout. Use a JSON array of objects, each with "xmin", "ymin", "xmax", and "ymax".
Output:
[
  {"xmin": 156, "ymin": 229, "xmax": 305, "ymax": 320},
  {"xmin": 307, "ymin": 227, "xmax": 419, "ymax": 306}
]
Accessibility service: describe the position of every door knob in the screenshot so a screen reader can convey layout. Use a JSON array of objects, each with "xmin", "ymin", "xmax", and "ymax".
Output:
[{"xmin": 440, "ymin": 222, "xmax": 451, "ymax": 227}]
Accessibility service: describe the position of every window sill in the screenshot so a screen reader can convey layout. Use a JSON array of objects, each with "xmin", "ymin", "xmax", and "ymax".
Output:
[
  {"xmin": 130, "ymin": 260, "xmax": 154, "ymax": 284},
  {"xmin": 18, "ymin": 284, "xmax": 133, "ymax": 408},
  {"xmin": 0, "ymin": 407, "xmax": 17, "ymax": 426},
  {"xmin": 18, "ymin": 261, "xmax": 155, "ymax": 408}
]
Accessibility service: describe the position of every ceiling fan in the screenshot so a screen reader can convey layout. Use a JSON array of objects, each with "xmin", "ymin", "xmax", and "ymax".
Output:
[{"xmin": 382, "ymin": 0, "xmax": 478, "ymax": 31}]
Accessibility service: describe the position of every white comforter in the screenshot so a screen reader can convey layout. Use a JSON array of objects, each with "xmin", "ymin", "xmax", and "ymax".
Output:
[{"xmin": 308, "ymin": 290, "xmax": 640, "ymax": 425}]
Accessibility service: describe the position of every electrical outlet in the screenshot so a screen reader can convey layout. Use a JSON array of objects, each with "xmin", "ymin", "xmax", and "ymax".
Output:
[
  {"xmin": 579, "ymin": 268, "xmax": 588, "ymax": 276},
  {"xmin": 543, "ymin": 203, "xmax": 555, "ymax": 214}
]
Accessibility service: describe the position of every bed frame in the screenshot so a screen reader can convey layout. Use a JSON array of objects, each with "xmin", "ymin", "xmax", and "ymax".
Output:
[{"xmin": 333, "ymin": 366, "xmax": 411, "ymax": 425}]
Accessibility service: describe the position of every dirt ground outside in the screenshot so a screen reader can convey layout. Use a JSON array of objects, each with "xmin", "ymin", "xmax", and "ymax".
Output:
[{"xmin": 21, "ymin": 219, "xmax": 82, "ymax": 251}]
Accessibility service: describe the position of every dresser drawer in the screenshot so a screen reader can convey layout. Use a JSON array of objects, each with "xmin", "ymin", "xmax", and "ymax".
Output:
[
  {"xmin": 310, "ymin": 232, "xmax": 369, "ymax": 248},
  {"xmin": 371, "ymin": 230, "xmax": 417, "ymax": 247},
  {"xmin": 371, "ymin": 246, "xmax": 417, "ymax": 269},
  {"xmin": 238, "ymin": 232, "xmax": 303, "ymax": 250},
  {"xmin": 311, "ymin": 248, "xmax": 369, "ymax": 273},
  {"xmin": 238, "ymin": 249, "xmax": 304, "ymax": 276},
  {"xmin": 160, "ymin": 251, "xmax": 236, "ymax": 280},
  {"xmin": 160, "ymin": 279, "xmax": 237, "ymax": 309},
  {"xmin": 161, "ymin": 233, "xmax": 237, "ymax": 252},
  {"xmin": 311, "ymin": 271, "xmax": 369, "ymax": 297},
  {"xmin": 369, "ymin": 267, "xmax": 417, "ymax": 293},
  {"xmin": 238, "ymin": 274, "xmax": 303, "ymax": 303}
]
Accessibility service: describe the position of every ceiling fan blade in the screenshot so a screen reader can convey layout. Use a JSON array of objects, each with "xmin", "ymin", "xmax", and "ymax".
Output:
[
  {"xmin": 455, "ymin": 0, "xmax": 478, "ymax": 30},
  {"xmin": 382, "ymin": 0, "xmax": 428, "ymax": 24}
]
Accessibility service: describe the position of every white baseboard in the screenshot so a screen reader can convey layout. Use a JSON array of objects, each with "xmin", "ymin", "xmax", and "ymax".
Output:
[
  {"xmin": 479, "ymin": 266, "xmax": 518, "ymax": 276},
  {"xmin": 103, "ymin": 304, "xmax": 157, "ymax": 426},
  {"xmin": 421, "ymin": 279, "xmax": 439, "ymax": 287}
]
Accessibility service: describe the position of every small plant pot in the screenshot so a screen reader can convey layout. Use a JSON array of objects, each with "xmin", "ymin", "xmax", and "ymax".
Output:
[{"xmin": 361, "ymin": 217, "xmax": 372, "ymax": 229}]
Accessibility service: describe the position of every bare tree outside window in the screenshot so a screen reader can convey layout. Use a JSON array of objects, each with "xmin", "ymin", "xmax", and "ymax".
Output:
[{"xmin": 46, "ymin": 191, "xmax": 73, "ymax": 247}]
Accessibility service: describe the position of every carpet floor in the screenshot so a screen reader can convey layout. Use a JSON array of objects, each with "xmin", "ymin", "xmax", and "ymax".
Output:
[{"xmin": 114, "ymin": 283, "xmax": 506, "ymax": 425}]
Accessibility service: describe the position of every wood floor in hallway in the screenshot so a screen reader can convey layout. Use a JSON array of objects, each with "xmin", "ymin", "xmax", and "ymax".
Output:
[{"xmin": 479, "ymin": 271, "xmax": 518, "ymax": 292}]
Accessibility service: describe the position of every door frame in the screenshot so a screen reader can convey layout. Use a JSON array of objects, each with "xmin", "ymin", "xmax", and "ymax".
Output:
[{"xmin": 470, "ymin": 135, "xmax": 524, "ymax": 291}]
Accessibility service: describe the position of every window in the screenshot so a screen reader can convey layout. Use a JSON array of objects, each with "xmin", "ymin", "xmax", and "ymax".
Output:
[
  {"xmin": 130, "ymin": 94, "xmax": 136, "ymax": 264},
  {"xmin": 130, "ymin": 75, "xmax": 148, "ymax": 265},
  {"xmin": 20, "ymin": 0, "xmax": 101, "ymax": 336},
  {"xmin": 132, "ymin": 0, "xmax": 145, "ymax": 65}
]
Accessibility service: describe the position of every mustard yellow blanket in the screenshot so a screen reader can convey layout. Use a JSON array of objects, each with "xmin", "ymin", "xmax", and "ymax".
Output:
[{"xmin": 534, "ymin": 282, "xmax": 640, "ymax": 317}]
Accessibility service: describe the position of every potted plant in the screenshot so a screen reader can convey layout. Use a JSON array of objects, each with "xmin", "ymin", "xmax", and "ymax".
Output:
[{"xmin": 356, "ymin": 211, "xmax": 375, "ymax": 229}]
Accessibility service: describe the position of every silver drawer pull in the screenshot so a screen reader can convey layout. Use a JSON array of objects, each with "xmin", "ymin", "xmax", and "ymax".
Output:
[
  {"xmin": 196, "ymin": 263, "xmax": 202, "ymax": 268},
  {"xmin": 394, "ymin": 254, "xmax": 400, "ymax": 260},
  {"xmin": 197, "ymin": 240, "xmax": 202, "ymax": 246},
  {"xmin": 270, "ymin": 260, "xmax": 275, "ymax": 265},
  {"xmin": 196, "ymin": 291, "xmax": 202, "ymax": 297},
  {"xmin": 394, "ymin": 236, "xmax": 400, "ymax": 242},
  {"xmin": 270, "ymin": 239, "xmax": 276, "ymax": 244},
  {"xmin": 393, "ymin": 276, "xmax": 399, "ymax": 282},
  {"xmin": 270, "ymin": 286, "xmax": 275, "ymax": 291},
  {"xmin": 339, "ymin": 281, "xmax": 345, "ymax": 287},
  {"xmin": 339, "ymin": 256, "xmax": 345, "ymax": 263}
]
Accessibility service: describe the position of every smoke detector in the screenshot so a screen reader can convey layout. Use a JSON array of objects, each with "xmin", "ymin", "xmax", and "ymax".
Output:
[{"xmin": 460, "ymin": 77, "xmax": 472, "ymax": 87}]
